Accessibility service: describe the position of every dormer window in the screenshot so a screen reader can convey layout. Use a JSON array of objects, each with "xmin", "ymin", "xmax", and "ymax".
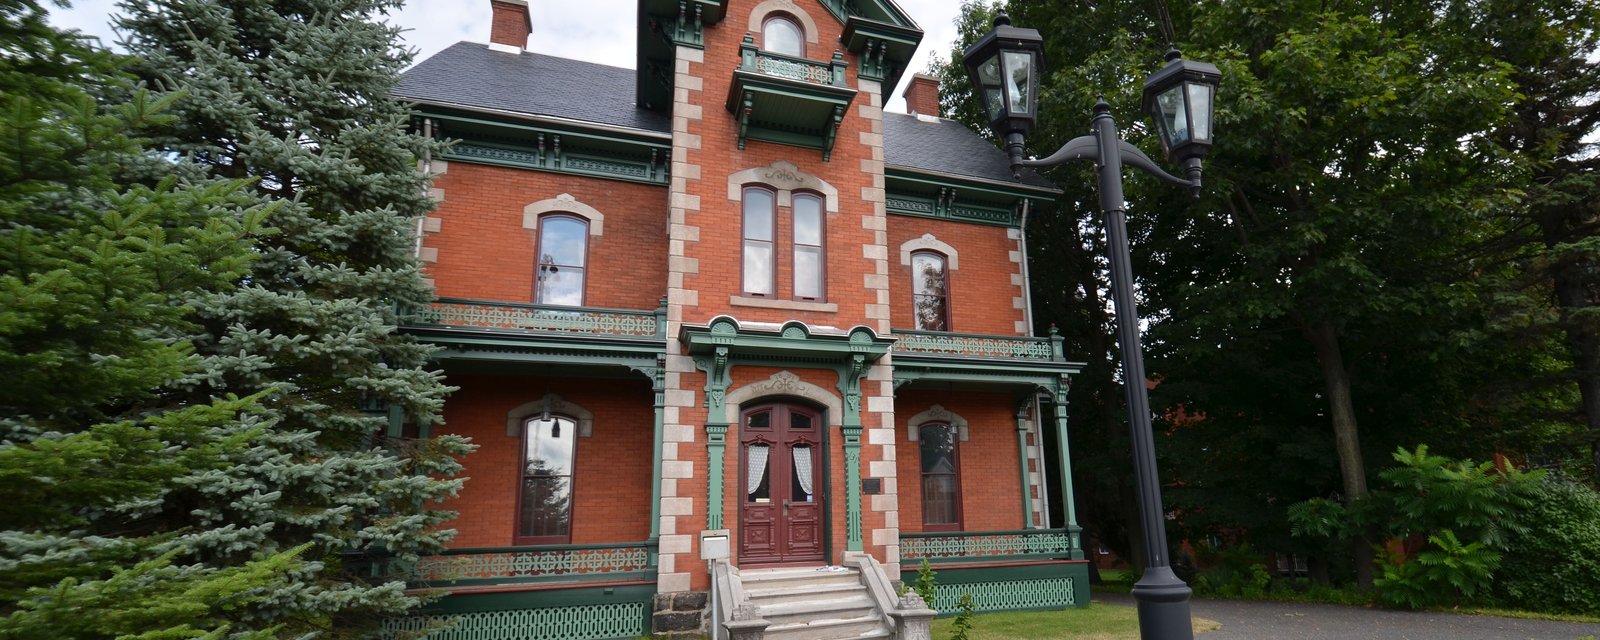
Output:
[{"xmin": 762, "ymin": 16, "xmax": 803, "ymax": 57}]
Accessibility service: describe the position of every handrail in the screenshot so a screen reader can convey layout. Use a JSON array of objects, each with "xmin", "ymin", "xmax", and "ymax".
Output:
[
  {"xmin": 737, "ymin": 35, "xmax": 849, "ymax": 87},
  {"xmin": 892, "ymin": 329, "xmax": 1064, "ymax": 362},
  {"xmin": 406, "ymin": 297, "xmax": 667, "ymax": 338}
]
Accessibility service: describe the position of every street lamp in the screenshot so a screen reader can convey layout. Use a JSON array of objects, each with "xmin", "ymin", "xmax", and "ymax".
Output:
[{"xmin": 964, "ymin": 12, "xmax": 1220, "ymax": 640}]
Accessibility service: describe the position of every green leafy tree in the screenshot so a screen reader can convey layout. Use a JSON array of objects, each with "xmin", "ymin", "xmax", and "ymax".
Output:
[
  {"xmin": 1494, "ymin": 476, "xmax": 1600, "ymax": 614},
  {"xmin": 112, "ymin": 0, "xmax": 474, "ymax": 634},
  {"xmin": 0, "ymin": 1, "xmax": 308, "ymax": 636}
]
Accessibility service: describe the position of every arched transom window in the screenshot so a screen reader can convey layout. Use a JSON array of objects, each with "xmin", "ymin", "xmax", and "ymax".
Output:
[{"xmin": 762, "ymin": 15, "xmax": 803, "ymax": 57}]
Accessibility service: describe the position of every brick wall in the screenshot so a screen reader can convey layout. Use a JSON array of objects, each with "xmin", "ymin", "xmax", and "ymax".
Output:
[
  {"xmin": 893, "ymin": 390, "xmax": 1026, "ymax": 533},
  {"xmin": 438, "ymin": 374, "xmax": 656, "ymax": 548},
  {"xmin": 887, "ymin": 215, "xmax": 1026, "ymax": 336},
  {"xmin": 425, "ymin": 162, "xmax": 668, "ymax": 311}
]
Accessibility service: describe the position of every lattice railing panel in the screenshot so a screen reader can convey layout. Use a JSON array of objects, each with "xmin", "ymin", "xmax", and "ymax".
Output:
[
  {"xmin": 754, "ymin": 54, "xmax": 832, "ymax": 84},
  {"xmin": 900, "ymin": 530, "xmax": 1079, "ymax": 561},
  {"xmin": 411, "ymin": 546, "xmax": 652, "ymax": 583},
  {"xmin": 383, "ymin": 602, "xmax": 647, "ymax": 640},
  {"xmin": 931, "ymin": 577, "xmax": 1076, "ymax": 614},
  {"xmin": 893, "ymin": 332, "xmax": 1056, "ymax": 361},
  {"xmin": 412, "ymin": 300, "xmax": 662, "ymax": 337}
]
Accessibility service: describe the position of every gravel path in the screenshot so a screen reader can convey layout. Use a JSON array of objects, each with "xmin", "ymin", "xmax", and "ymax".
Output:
[{"xmin": 1094, "ymin": 593, "xmax": 1600, "ymax": 640}]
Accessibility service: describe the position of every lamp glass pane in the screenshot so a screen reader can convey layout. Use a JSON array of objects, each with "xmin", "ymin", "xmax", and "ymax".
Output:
[
  {"xmin": 1002, "ymin": 51, "xmax": 1032, "ymax": 114},
  {"xmin": 978, "ymin": 56, "xmax": 1005, "ymax": 120},
  {"xmin": 1187, "ymin": 82, "xmax": 1214, "ymax": 142},
  {"xmin": 1156, "ymin": 84, "xmax": 1189, "ymax": 147}
]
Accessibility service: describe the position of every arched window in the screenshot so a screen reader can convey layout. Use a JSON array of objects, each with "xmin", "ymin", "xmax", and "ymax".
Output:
[
  {"xmin": 535, "ymin": 214, "xmax": 587, "ymax": 305},
  {"xmin": 518, "ymin": 414, "xmax": 578, "ymax": 544},
  {"xmin": 911, "ymin": 251, "xmax": 950, "ymax": 331},
  {"xmin": 762, "ymin": 16, "xmax": 803, "ymax": 57},
  {"xmin": 792, "ymin": 193, "xmax": 824, "ymax": 301},
  {"xmin": 919, "ymin": 422, "xmax": 961, "ymax": 531},
  {"xmin": 742, "ymin": 186, "xmax": 776, "ymax": 297}
]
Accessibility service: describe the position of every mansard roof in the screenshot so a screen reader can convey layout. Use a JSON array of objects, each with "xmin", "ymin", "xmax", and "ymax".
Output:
[{"xmin": 396, "ymin": 42, "xmax": 1056, "ymax": 191}]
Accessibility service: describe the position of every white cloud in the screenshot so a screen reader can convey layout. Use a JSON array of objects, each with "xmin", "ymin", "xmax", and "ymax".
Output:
[{"xmin": 48, "ymin": 0, "xmax": 968, "ymax": 112}]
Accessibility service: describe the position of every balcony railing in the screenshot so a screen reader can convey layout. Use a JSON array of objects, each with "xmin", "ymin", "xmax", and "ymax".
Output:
[
  {"xmin": 737, "ymin": 36, "xmax": 849, "ymax": 87},
  {"xmin": 407, "ymin": 298, "xmax": 666, "ymax": 339},
  {"xmin": 892, "ymin": 330, "xmax": 1064, "ymax": 362},
  {"xmin": 396, "ymin": 541, "xmax": 657, "ymax": 587},
  {"xmin": 900, "ymin": 528, "xmax": 1081, "ymax": 564}
]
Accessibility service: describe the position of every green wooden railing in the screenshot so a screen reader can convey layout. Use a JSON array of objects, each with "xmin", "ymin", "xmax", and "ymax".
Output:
[
  {"xmin": 397, "ymin": 541, "xmax": 658, "ymax": 587},
  {"xmin": 892, "ymin": 330, "xmax": 1065, "ymax": 362},
  {"xmin": 738, "ymin": 36, "xmax": 849, "ymax": 87},
  {"xmin": 900, "ymin": 528, "xmax": 1081, "ymax": 564},
  {"xmin": 408, "ymin": 298, "xmax": 666, "ymax": 339}
]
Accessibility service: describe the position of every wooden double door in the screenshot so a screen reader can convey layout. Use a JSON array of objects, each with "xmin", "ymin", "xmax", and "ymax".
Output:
[{"xmin": 739, "ymin": 403, "xmax": 825, "ymax": 565}]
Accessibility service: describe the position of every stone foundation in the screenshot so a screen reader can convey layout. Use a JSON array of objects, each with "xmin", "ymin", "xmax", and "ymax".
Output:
[{"xmin": 651, "ymin": 590, "xmax": 709, "ymax": 638}]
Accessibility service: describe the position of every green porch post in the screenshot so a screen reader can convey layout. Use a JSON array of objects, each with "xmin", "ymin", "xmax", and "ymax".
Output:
[
  {"xmin": 1016, "ymin": 400, "xmax": 1035, "ymax": 529},
  {"xmin": 698, "ymin": 347, "xmax": 732, "ymax": 530},
  {"xmin": 1052, "ymin": 375, "xmax": 1083, "ymax": 559},
  {"xmin": 840, "ymin": 355, "xmax": 867, "ymax": 552},
  {"xmin": 649, "ymin": 355, "xmax": 666, "ymax": 540}
]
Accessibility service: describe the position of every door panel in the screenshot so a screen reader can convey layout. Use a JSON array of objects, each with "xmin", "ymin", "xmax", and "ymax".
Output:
[{"xmin": 740, "ymin": 403, "xmax": 825, "ymax": 565}]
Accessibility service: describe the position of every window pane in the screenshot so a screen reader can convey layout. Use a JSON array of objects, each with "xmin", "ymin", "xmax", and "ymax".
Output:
[
  {"xmin": 919, "ymin": 425, "xmax": 956, "ymax": 473},
  {"xmin": 922, "ymin": 475, "xmax": 958, "ymax": 525},
  {"xmin": 1157, "ymin": 85, "xmax": 1189, "ymax": 145},
  {"xmin": 1187, "ymin": 83, "xmax": 1212, "ymax": 141},
  {"xmin": 743, "ymin": 189, "xmax": 774, "ymax": 241},
  {"xmin": 521, "ymin": 476, "xmax": 572, "ymax": 537},
  {"xmin": 794, "ymin": 246, "xmax": 821, "ymax": 299},
  {"xmin": 790, "ymin": 413, "xmax": 812, "ymax": 430},
  {"xmin": 748, "ymin": 444, "xmax": 771, "ymax": 501},
  {"xmin": 763, "ymin": 17, "xmax": 802, "ymax": 57},
  {"xmin": 793, "ymin": 196, "xmax": 822, "ymax": 245},
  {"xmin": 748, "ymin": 411, "xmax": 771, "ymax": 430},
  {"xmin": 525, "ymin": 417, "xmax": 575, "ymax": 477},
  {"xmin": 540, "ymin": 217, "xmax": 587, "ymax": 267},
  {"xmin": 914, "ymin": 295, "xmax": 948, "ymax": 331},
  {"xmin": 1003, "ymin": 51, "xmax": 1032, "ymax": 114},
  {"xmin": 791, "ymin": 445, "xmax": 814, "ymax": 501},
  {"xmin": 744, "ymin": 241, "xmax": 773, "ymax": 295},
  {"xmin": 911, "ymin": 253, "xmax": 946, "ymax": 296},
  {"xmin": 537, "ymin": 265, "xmax": 584, "ymax": 306}
]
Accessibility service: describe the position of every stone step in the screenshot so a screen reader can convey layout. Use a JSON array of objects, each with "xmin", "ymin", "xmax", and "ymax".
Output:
[
  {"xmin": 757, "ymin": 594, "xmax": 877, "ymax": 627},
  {"xmin": 738, "ymin": 567, "xmax": 862, "ymax": 591},
  {"xmin": 745, "ymin": 581, "xmax": 869, "ymax": 605},
  {"xmin": 762, "ymin": 613, "xmax": 891, "ymax": 640}
]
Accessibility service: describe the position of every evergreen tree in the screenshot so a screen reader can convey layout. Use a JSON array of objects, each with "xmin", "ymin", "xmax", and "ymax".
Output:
[
  {"xmin": 112, "ymin": 0, "xmax": 473, "ymax": 634},
  {"xmin": 0, "ymin": 1, "xmax": 308, "ymax": 636}
]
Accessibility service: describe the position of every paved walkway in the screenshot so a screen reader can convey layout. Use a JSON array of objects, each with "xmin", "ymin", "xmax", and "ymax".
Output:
[{"xmin": 1095, "ymin": 593, "xmax": 1600, "ymax": 640}]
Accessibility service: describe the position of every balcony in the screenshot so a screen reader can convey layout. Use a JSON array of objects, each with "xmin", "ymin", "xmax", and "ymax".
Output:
[
  {"xmin": 892, "ymin": 330, "xmax": 1063, "ymax": 361},
  {"xmin": 400, "ymin": 541, "xmax": 657, "ymax": 590},
  {"xmin": 899, "ymin": 529, "xmax": 1089, "ymax": 614},
  {"xmin": 402, "ymin": 298, "xmax": 667, "ymax": 373},
  {"xmin": 900, "ymin": 528, "xmax": 1082, "ymax": 565},
  {"xmin": 726, "ymin": 35, "xmax": 857, "ymax": 161}
]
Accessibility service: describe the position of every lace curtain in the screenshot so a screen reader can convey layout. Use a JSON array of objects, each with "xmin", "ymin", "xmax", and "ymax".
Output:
[
  {"xmin": 746, "ymin": 444, "xmax": 770, "ymax": 495},
  {"xmin": 792, "ymin": 445, "xmax": 813, "ymax": 497}
]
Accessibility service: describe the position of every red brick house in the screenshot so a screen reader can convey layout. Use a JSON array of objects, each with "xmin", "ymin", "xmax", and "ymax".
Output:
[{"xmin": 384, "ymin": 1, "xmax": 1088, "ymax": 637}]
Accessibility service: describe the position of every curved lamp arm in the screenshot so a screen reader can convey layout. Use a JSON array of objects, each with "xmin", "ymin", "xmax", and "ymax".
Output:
[{"xmin": 1012, "ymin": 136, "xmax": 1201, "ymax": 198}]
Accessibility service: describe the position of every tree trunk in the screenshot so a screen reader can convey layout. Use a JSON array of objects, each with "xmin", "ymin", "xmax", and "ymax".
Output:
[
  {"xmin": 1303, "ymin": 318, "xmax": 1374, "ymax": 589},
  {"xmin": 1551, "ymin": 266, "xmax": 1600, "ymax": 479}
]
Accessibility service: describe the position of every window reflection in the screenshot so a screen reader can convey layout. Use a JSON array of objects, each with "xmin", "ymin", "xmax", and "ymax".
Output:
[
  {"xmin": 521, "ymin": 416, "xmax": 576, "ymax": 541},
  {"xmin": 762, "ymin": 16, "xmax": 803, "ymax": 57},
  {"xmin": 919, "ymin": 423, "xmax": 959, "ymax": 528},
  {"xmin": 536, "ymin": 215, "xmax": 586, "ymax": 305},
  {"xmin": 912, "ymin": 251, "xmax": 949, "ymax": 331}
]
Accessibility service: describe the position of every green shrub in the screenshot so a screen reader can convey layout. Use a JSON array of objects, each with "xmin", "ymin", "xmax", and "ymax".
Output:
[
  {"xmin": 1494, "ymin": 477, "xmax": 1600, "ymax": 615},
  {"xmin": 1374, "ymin": 529, "xmax": 1500, "ymax": 608},
  {"xmin": 913, "ymin": 559, "xmax": 938, "ymax": 608},
  {"xmin": 950, "ymin": 593, "xmax": 975, "ymax": 640}
]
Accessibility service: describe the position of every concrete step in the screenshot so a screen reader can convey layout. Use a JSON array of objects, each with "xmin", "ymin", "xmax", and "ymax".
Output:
[
  {"xmin": 762, "ymin": 613, "xmax": 891, "ymax": 640},
  {"xmin": 757, "ymin": 593, "xmax": 876, "ymax": 627},
  {"xmin": 738, "ymin": 567, "xmax": 862, "ymax": 591},
  {"xmin": 745, "ymin": 581, "xmax": 869, "ymax": 605}
]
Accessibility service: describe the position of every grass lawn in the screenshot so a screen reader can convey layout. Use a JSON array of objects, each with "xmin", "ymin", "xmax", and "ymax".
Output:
[{"xmin": 929, "ymin": 604, "xmax": 1221, "ymax": 640}]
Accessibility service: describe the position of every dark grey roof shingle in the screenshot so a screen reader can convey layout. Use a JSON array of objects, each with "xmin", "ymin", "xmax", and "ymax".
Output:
[
  {"xmin": 398, "ymin": 42, "xmax": 1055, "ymax": 190},
  {"xmin": 395, "ymin": 42, "xmax": 670, "ymax": 133},
  {"xmin": 881, "ymin": 112, "xmax": 1056, "ymax": 190}
]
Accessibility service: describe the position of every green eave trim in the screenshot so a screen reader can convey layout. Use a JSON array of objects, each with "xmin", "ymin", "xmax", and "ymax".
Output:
[
  {"xmin": 418, "ymin": 110, "xmax": 671, "ymax": 185},
  {"xmin": 840, "ymin": 17, "xmax": 922, "ymax": 85},
  {"xmin": 405, "ymin": 327, "xmax": 666, "ymax": 369},
  {"xmin": 728, "ymin": 70, "xmax": 857, "ymax": 160},
  {"xmin": 680, "ymin": 316, "xmax": 893, "ymax": 362},
  {"xmin": 818, "ymin": 0, "xmax": 916, "ymax": 30},
  {"xmin": 887, "ymin": 168, "xmax": 1061, "ymax": 200}
]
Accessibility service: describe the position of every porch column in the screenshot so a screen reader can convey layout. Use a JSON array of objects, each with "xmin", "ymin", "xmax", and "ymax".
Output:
[
  {"xmin": 1052, "ymin": 375, "xmax": 1083, "ymax": 558},
  {"xmin": 1015, "ymin": 399, "xmax": 1035, "ymax": 529},
  {"xmin": 649, "ymin": 355, "xmax": 666, "ymax": 540},
  {"xmin": 840, "ymin": 354, "xmax": 866, "ymax": 552},
  {"xmin": 698, "ymin": 347, "xmax": 732, "ymax": 530}
]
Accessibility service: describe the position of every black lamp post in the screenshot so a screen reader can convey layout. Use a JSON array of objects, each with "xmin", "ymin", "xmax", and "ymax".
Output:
[{"xmin": 964, "ymin": 12, "xmax": 1220, "ymax": 640}]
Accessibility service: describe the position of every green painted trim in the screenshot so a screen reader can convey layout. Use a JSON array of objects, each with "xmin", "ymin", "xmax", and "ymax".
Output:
[
  {"xmin": 1016, "ymin": 402, "xmax": 1034, "ymax": 530},
  {"xmin": 1051, "ymin": 377, "xmax": 1080, "ymax": 542},
  {"xmin": 898, "ymin": 562, "xmax": 1090, "ymax": 614},
  {"xmin": 697, "ymin": 347, "xmax": 733, "ymax": 530},
  {"xmin": 679, "ymin": 318, "xmax": 893, "ymax": 361},
  {"xmin": 649, "ymin": 355, "xmax": 666, "ymax": 543},
  {"xmin": 418, "ymin": 583, "xmax": 657, "ymax": 615},
  {"xmin": 887, "ymin": 169, "xmax": 1061, "ymax": 201},
  {"xmin": 840, "ymin": 17, "xmax": 922, "ymax": 85},
  {"xmin": 445, "ymin": 142, "xmax": 669, "ymax": 186},
  {"xmin": 885, "ymin": 192, "xmax": 1019, "ymax": 227},
  {"xmin": 817, "ymin": 0, "xmax": 916, "ymax": 30}
]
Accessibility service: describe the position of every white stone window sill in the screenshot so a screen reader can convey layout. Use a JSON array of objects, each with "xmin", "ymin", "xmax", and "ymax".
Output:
[{"xmin": 729, "ymin": 296, "xmax": 838, "ymax": 313}]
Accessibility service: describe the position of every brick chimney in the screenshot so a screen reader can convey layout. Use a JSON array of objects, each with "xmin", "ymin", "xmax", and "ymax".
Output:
[
  {"xmin": 902, "ymin": 73, "xmax": 941, "ymax": 117},
  {"xmin": 489, "ymin": 0, "xmax": 532, "ymax": 51}
]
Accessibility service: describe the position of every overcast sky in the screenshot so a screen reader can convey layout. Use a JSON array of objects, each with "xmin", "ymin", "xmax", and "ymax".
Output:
[{"xmin": 48, "ymin": 0, "xmax": 964, "ymax": 113}]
